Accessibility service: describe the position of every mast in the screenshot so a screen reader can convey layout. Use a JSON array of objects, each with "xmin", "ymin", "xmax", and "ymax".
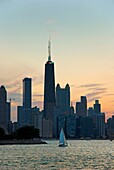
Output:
[{"xmin": 48, "ymin": 37, "xmax": 51, "ymax": 61}]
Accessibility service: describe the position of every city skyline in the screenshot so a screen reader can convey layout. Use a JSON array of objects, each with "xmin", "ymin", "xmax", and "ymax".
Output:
[{"xmin": 0, "ymin": 0, "xmax": 114, "ymax": 121}]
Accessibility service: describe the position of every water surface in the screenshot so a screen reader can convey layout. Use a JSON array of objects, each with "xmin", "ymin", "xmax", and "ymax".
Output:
[{"xmin": 0, "ymin": 140, "xmax": 114, "ymax": 169}]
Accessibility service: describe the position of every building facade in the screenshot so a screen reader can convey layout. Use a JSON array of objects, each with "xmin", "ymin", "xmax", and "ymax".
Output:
[
  {"xmin": 76, "ymin": 96, "xmax": 87, "ymax": 117},
  {"xmin": 94, "ymin": 100, "xmax": 101, "ymax": 114},
  {"xmin": 17, "ymin": 77, "xmax": 32, "ymax": 128},
  {"xmin": 23, "ymin": 77, "xmax": 32, "ymax": 109},
  {"xmin": 56, "ymin": 83, "xmax": 70, "ymax": 113},
  {"xmin": 44, "ymin": 40, "xmax": 56, "ymax": 120},
  {"xmin": 0, "ymin": 86, "xmax": 7, "ymax": 131}
]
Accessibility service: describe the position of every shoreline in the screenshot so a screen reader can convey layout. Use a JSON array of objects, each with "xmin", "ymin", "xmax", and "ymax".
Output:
[{"xmin": 0, "ymin": 139, "xmax": 47, "ymax": 145}]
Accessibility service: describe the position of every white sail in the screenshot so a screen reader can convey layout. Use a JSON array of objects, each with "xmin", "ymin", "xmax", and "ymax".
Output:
[{"xmin": 59, "ymin": 128, "xmax": 68, "ymax": 147}]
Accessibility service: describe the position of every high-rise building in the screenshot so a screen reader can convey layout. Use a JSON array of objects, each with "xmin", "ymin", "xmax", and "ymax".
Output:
[
  {"xmin": 56, "ymin": 83, "xmax": 70, "ymax": 112},
  {"xmin": 6, "ymin": 102, "xmax": 10, "ymax": 124},
  {"xmin": 23, "ymin": 77, "xmax": 32, "ymax": 109},
  {"xmin": 96, "ymin": 113, "xmax": 105, "ymax": 137},
  {"xmin": 88, "ymin": 107, "xmax": 94, "ymax": 117},
  {"xmin": 0, "ymin": 86, "xmax": 7, "ymax": 131},
  {"xmin": 17, "ymin": 78, "xmax": 32, "ymax": 127},
  {"xmin": 44, "ymin": 40, "xmax": 56, "ymax": 120},
  {"xmin": 81, "ymin": 96, "xmax": 87, "ymax": 116},
  {"xmin": 31, "ymin": 107, "xmax": 43, "ymax": 137},
  {"xmin": 76, "ymin": 102, "xmax": 82, "ymax": 116},
  {"xmin": 94, "ymin": 100, "xmax": 101, "ymax": 114},
  {"xmin": 76, "ymin": 96, "xmax": 87, "ymax": 117},
  {"xmin": 107, "ymin": 116, "xmax": 114, "ymax": 138},
  {"xmin": 66, "ymin": 114, "xmax": 76, "ymax": 138},
  {"xmin": 6, "ymin": 102, "xmax": 11, "ymax": 133},
  {"xmin": 17, "ymin": 106, "xmax": 24, "ymax": 128},
  {"xmin": 79, "ymin": 117, "xmax": 94, "ymax": 138}
]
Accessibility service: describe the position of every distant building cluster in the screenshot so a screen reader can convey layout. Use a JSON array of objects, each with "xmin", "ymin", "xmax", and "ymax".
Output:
[{"xmin": 0, "ymin": 41, "xmax": 113, "ymax": 139}]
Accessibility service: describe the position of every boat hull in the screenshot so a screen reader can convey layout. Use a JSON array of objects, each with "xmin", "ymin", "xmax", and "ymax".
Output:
[{"xmin": 59, "ymin": 143, "xmax": 68, "ymax": 147}]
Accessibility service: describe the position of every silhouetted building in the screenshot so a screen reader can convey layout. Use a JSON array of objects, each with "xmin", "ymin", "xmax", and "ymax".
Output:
[
  {"xmin": 94, "ymin": 100, "xmax": 101, "ymax": 114},
  {"xmin": 6, "ymin": 102, "xmax": 11, "ymax": 133},
  {"xmin": 23, "ymin": 77, "xmax": 32, "ymax": 108},
  {"xmin": 81, "ymin": 96, "xmax": 87, "ymax": 116},
  {"xmin": 17, "ymin": 106, "xmax": 24, "ymax": 128},
  {"xmin": 53, "ymin": 106, "xmax": 63, "ymax": 138},
  {"xmin": 56, "ymin": 83, "xmax": 70, "ymax": 113},
  {"xmin": 17, "ymin": 78, "xmax": 32, "ymax": 127},
  {"xmin": 76, "ymin": 102, "xmax": 81, "ymax": 116},
  {"xmin": 31, "ymin": 107, "xmax": 43, "ymax": 137},
  {"xmin": 70, "ymin": 106, "xmax": 74, "ymax": 114},
  {"xmin": 66, "ymin": 114, "xmax": 76, "ymax": 138},
  {"xmin": 88, "ymin": 107, "xmax": 94, "ymax": 117},
  {"xmin": 44, "ymin": 40, "xmax": 56, "ymax": 120},
  {"xmin": 107, "ymin": 116, "xmax": 114, "ymax": 138},
  {"xmin": 42, "ymin": 119, "xmax": 53, "ymax": 138},
  {"xmin": 96, "ymin": 113, "xmax": 105, "ymax": 138},
  {"xmin": 80, "ymin": 117, "xmax": 94, "ymax": 138},
  {"xmin": 76, "ymin": 117, "xmax": 82, "ymax": 138},
  {"xmin": 57, "ymin": 115, "xmax": 66, "ymax": 138},
  {"xmin": 76, "ymin": 96, "xmax": 87, "ymax": 117},
  {"xmin": 0, "ymin": 86, "xmax": 7, "ymax": 131}
]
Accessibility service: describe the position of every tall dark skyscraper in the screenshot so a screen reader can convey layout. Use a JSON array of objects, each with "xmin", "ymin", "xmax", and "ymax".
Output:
[
  {"xmin": 23, "ymin": 77, "xmax": 32, "ymax": 109},
  {"xmin": 81, "ymin": 96, "xmax": 87, "ymax": 116},
  {"xmin": 94, "ymin": 100, "xmax": 101, "ymax": 114},
  {"xmin": 0, "ymin": 86, "xmax": 7, "ymax": 131},
  {"xmin": 18, "ymin": 78, "xmax": 32, "ymax": 127},
  {"xmin": 44, "ymin": 40, "xmax": 56, "ymax": 119}
]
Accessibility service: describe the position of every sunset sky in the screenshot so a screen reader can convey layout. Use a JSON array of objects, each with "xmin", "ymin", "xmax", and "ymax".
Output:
[{"xmin": 0, "ymin": 0, "xmax": 114, "ymax": 121}]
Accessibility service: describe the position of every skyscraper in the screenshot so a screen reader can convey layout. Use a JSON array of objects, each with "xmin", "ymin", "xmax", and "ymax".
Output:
[
  {"xmin": 23, "ymin": 77, "xmax": 32, "ymax": 109},
  {"xmin": 0, "ymin": 86, "xmax": 7, "ymax": 131},
  {"xmin": 56, "ymin": 83, "xmax": 70, "ymax": 112},
  {"xmin": 94, "ymin": 100, "xmax": 101, "ymax": 114},
  {"xmin": 44, "ymin": 40, "xmax": 56, "ymax": 120},
  {"xmin": 17, "ymin": 78, "xmax": 32, "ymax": 127},
  {"xmin": 81, "ymin": 96, "xmax": 87, "ymax": 116},
  {"xmin": 76, "ymin": 96, "xmax": 87, "ymax": 117},
  {"xmin": 76, "ymin": 102, "xmax": 82, "ymax": 116}
]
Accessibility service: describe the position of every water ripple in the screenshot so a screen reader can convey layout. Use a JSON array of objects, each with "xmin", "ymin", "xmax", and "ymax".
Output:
[{"xmin": 0, "ymin": 140, "xmax": 114, "ymax": 169}]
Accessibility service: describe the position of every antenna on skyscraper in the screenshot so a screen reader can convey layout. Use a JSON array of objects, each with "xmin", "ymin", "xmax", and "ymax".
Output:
[{"xmin": 48, "ymin": 36, "xmax": 51, "ymax": 61}]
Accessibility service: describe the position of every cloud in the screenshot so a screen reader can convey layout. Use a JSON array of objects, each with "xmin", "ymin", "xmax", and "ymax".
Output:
[
  {"xmin": 70, "ymin": 85, "xmax": 77, "ymax": 88},
  {"xmin": 87, "ymin": 87, "xmax": 107, "ymax": 91},
  {"xmin": 87, "ymin": 96, "xmax": 102, "ymax": 103},
  {"xmin": 78, "ymin": 83, "xmax": 102, "ymax": 88},
  {"xmin": 32, "ymin": 75, "xmax": 43, "ymax": 85},
  {"xmin": 6, "ymin": 81, "xmax": 21, "ymax": 89},
  {"xmin": 8, "ymin": 92, "xmax": 22, "ymax": 103},
  {"xmin": 80, "ymin": 83, "xmax": 108, "ymax": 103},
  {"xmin": 85, "ymin": 89, "xmax": 107, "ymax": 103},
  {"xmin": 8, "ymin": 87, "xmax": 21, "ymax": 93},
  {"xmin": 1, "ymin": 78, "xmax": 21, "ymax": 90},
  {"xmin": 105, "ymin": 94, "xmax": 114, "ymax": 96},
  {"xmin": 86, "ymin": 91, "xmax": 106, "ymax": 98}
]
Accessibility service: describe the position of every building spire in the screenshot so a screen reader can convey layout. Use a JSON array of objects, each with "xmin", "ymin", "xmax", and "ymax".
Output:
[{"xmin": 48, "ymin": 37, "xmax": 51, "ymax": 61}]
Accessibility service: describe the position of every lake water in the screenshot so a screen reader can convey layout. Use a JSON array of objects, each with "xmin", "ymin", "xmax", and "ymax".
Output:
[{"xmin": 0, "ymin": 140, "xmax": 114, "ymax": 169}]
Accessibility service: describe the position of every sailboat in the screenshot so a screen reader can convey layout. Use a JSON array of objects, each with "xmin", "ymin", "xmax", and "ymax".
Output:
[{"xmin": 59, "ymin": 128, "xmax": 68, "ymax": 147}]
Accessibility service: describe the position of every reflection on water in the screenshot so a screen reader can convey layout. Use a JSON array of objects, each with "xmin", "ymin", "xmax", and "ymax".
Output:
[{"xmin": 0, "ymin": 140, "xmax": 114, "ymax": 169}]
